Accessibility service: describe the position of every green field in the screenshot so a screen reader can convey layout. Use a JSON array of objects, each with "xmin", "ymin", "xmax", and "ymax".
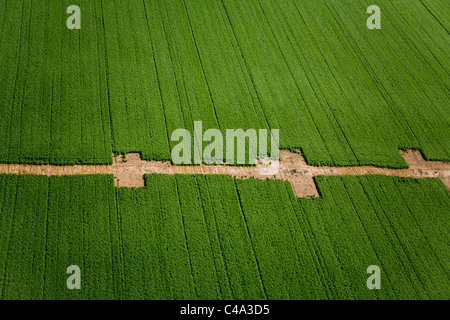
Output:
[
  {"xmin": 0, "ymin": 0, "xmax": 449, "ymax": 301},
  {"xmin": 0, "ymin": 0, "xmax": 448, "ymax": 166},
  {"xmin": 0, "ymin": 174, "xmax": 448, "ymax": 299}
]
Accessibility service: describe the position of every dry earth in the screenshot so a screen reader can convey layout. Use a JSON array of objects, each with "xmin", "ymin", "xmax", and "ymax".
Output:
[{"xmin": 0, "ymin": 150, "xmax": 448, "ymax": 197}]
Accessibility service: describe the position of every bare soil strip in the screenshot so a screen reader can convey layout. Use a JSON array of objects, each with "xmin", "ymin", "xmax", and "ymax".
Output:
[{"xmin": 0, "ymin": 150, "xmax": 448, "ymax": 197}]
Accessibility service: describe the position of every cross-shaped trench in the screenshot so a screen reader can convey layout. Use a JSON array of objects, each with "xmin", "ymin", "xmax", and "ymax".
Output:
[{"xmin": 2, "ymin": 149, "xmax": 447, "ymax": 198}]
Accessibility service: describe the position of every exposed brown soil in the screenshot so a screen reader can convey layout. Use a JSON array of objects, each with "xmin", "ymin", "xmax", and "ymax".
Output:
[{"xmin": 0, "ymin": 150, "xmax": 448, "ymax": 197}]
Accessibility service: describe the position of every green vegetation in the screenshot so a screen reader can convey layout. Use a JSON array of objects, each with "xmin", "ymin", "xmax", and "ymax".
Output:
[
  {"xmin": 0, "ymin": 174, "xmax": 448, "ymax": 299},
  {"xmin": 0, "ymin": 0, "xmax": 448, "ymax": 166},
  {"xmin": 0, "ymin": 0, "xmax": 448, "ymax": 302}
]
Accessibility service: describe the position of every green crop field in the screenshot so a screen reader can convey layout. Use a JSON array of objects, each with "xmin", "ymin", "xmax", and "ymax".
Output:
[
  {"xmin": 0, "ymin": 0, "xmax": 449, "ymax": 301},
  {"xmin": 0, "ymin": 0, "xmax": 448, "ymax": 166},
  {"xmin": 0, "ymin": 174, "xmax": 448, "ymax": 299}
]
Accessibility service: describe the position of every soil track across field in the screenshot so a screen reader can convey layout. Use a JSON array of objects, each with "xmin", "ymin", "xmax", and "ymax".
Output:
[{"xmin": 0, "ymin": 150, "xmax": 448, "ymax": 197}]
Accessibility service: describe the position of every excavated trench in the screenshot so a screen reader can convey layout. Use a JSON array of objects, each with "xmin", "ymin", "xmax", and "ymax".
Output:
[{"xmin": 0, "ymin": 150, "xmax": 448, "ymax": 197}]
